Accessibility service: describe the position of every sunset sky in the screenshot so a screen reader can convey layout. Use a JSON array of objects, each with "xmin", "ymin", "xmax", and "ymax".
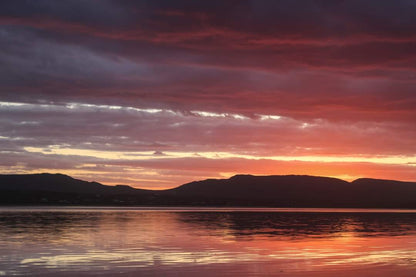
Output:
[{"xmin": 1, "ymin": 0, "xmax": 416, "ymax": 189}]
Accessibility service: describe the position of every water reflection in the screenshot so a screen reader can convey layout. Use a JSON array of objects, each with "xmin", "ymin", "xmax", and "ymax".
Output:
[
  {"xmin": 0, "ymin": 208, "xmax": 416, "ymax": 276},
  {"xmin": 176, "ymin": 212, "xmax": 416, "ymax": 238}
]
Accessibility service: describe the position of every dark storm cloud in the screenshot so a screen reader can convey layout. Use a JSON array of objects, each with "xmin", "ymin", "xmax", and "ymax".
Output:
[
  {"xmin": 0, "ymin": 0, "xmax": 128, "ymax": 27},
  {"xmin": 3, "ymin": 0, "xmax": 416, "ymax": 42},
  {"xmin": 1, "ymin": 0, "xmax": 416, "ymax": 120}
]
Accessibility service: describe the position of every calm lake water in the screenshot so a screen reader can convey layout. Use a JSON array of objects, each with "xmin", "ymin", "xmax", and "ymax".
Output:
[{"xmin": 1, "ymin": 207, "xmax": 416, "ymax": 276}]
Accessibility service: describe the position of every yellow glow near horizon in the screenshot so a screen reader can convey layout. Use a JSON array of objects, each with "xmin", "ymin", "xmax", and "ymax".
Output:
[{"xmin": 23, "ymin": 146, "xmax": 416, "ymax": 166}]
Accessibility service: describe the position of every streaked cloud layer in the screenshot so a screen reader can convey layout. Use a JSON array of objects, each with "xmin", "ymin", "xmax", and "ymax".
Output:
[{"xmin": 1, "ymin": 1, "xmax": 416, "ymax": 188}]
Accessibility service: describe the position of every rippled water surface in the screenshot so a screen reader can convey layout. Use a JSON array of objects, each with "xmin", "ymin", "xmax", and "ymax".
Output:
[{"xmin": 1, "ymin": 207, "xmax": 416, "ymax": 276}]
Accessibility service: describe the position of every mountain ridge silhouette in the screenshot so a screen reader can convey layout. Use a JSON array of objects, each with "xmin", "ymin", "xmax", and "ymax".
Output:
[{"xmin": 1, "ymin": 173, "xmax": 415, "ymax": 208}]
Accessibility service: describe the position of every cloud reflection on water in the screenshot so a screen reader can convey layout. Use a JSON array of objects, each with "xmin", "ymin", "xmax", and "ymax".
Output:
[{"xmin": 1, "ymin": 208, "xmax": 416, "ymax": 275}]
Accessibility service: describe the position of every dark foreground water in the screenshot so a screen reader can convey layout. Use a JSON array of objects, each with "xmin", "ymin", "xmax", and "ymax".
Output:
[{"xmin": 0, "ymin": 207, "xmax": 416, "ymax": 276}]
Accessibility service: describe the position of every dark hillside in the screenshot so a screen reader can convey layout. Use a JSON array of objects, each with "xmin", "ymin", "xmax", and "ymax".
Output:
[{"xmin": 1, "ymin": 173, "xmax": 416, "ymax": 208}]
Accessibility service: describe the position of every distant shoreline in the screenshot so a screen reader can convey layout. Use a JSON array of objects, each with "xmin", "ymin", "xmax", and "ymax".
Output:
[
  {"xmin": 2, "ymin": 173, "xmax": 416, "ymax": 208},
  {"xmin": 1, "ymin": 206, "xmax": 416, "ymax": 213}
]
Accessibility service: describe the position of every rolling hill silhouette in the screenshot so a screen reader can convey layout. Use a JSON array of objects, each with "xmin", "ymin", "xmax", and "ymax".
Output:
[{"xmin": 0, "ymin": 173, "xmax": 415, "ymax": 208}]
